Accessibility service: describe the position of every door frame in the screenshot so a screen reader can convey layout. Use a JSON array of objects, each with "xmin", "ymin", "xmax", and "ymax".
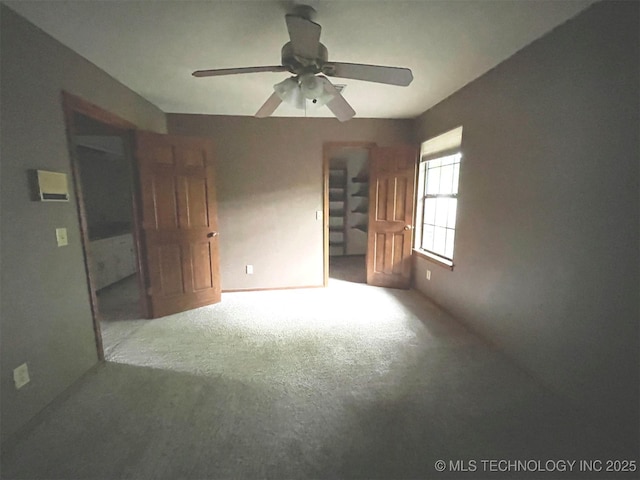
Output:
[
  {"xmin": 322, "ymin": 141, "xmax": 375, "ymax": 286},
  {"xmin": 61, "ymin": 91, "xmax": 150, "ymax": 360}
]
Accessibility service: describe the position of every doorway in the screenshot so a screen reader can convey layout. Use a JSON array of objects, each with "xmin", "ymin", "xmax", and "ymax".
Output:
[
  {"xmin": 74, "ymin": 128, "xmax": 143, "ymax": 353},
  {"xmin": 323, "ymin": 142, "xmax": 373, "ymax": 285},
  {"xmin": 62, "ymin": 92, "xmax": 148, "ymax": 360}
]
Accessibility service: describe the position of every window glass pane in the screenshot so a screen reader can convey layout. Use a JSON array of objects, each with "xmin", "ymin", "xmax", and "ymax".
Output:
[
  {"xmin": 440, "ymin": 153, "xmax": 456, "ymax": 166},
  {"xmin": 426, "ymin": 167, "xmax": 441, "ymax": 194},
  {"xmin": 424, "ymin": 198, "xmax": 437, "ymax": 225},
  {"xmin": 452, "ymin": 163, "xmax": 460, "ymax": 195},
  {"xmin": 447, "ymin": 198, "xmax": 457, "ymax": 228},
  {"xmin": 445, "ymin": 229, "xmax": 455, "ymax": 259},
  {"xmin": 435, "ymin": 198, "xmax": 448, "ymax": 227},
  {"xmin": 417, "ymin": 150, "xmax": 461, "ymax": 261},
  {"xmin": 439, "ymin": 164, "xmax": 454, "ymax": 194},
  {"xmin": 433, "ymin": 226, "xmax": 447, "ymax": 255},
  {"xmin": 422, "ymin": 224, "xmax": 435, "ymax": 251}
]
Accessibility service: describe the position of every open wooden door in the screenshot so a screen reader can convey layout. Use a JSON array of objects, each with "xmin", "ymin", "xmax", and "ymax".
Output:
[
  {"xmin": 135, "ymin": 131, "xmax": 221, "ymax": 318},
  {"xmin": 367, "ymin": 145, "xmax": 417, "ymax": 289}
]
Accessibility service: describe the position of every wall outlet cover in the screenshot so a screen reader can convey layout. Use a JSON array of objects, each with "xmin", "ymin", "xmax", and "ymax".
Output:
[
  {"xmin": 426, "ymin": 270, "xmax": 432, "ymax": 281},
  {"xmin": 13, "ymin": 363, "xmax": 30, "ymax": 389},
  {"xmin": 246, "ymin": 265, "xmax": 254, "ymax": 275}
]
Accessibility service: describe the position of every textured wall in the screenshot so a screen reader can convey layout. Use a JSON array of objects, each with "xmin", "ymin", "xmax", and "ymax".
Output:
[
  {"xmin": 412, "ymin": 1, "xmax": 639, "ymax": 446},
  {"xmin": 0, "ymin": 6, "xmax": 167, "ymax": 443},
  {"xmin": 167, "ymin": 115, "xmax": 413, "ymax": 290}
]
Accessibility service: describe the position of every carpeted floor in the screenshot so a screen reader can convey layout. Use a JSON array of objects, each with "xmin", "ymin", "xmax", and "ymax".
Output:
[
  {"xmin": 97, "ymin": 275, "xmax": 145, "ymax": 359},
  {"xmin": 329, "ymin": 255, "xmax": 366, "ymax": 284},
  {"xmin": 1, "ymin": 280, "xmax": 627, "ymax": 479}
]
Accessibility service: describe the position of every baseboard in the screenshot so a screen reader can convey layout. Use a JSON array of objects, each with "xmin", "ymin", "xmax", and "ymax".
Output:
[{"xmin": 222, "ymin": 285, "xmax": 324, "ymax": 293}]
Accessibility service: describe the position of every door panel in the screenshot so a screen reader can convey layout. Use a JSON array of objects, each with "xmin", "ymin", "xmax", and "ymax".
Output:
[
  {"xmin": 153, "ymin": 174, "xmax": 179, "ymax": 229},
  {"xmin": 158, "ymin": 244, "xmax": 183, "ymax": 295},
  {"xmin": 192, "ymin": 242, "xmax": 214, "ymax": 291},
  {"xmin": 186, "ymin": 177, "xmax": 209, "ymax": 227},
  {"xmin": 367, "ymin": 146, "xmax": 417, "ymax": 289},
  {"xmin": 136, "ymin": 131, "xmax": 221, "ymax": 318}
]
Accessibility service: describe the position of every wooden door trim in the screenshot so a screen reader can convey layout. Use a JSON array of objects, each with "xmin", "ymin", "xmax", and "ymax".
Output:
[
  {"xmin": 322, "ymin": 142, "xmax": 376, "ymax": 287},
  {"xmin": 62, "ymin": 92, "xmax": 136, "ymax": 131},
  {"xmin": 61, "ymin": 91, "xmax": 149, "ymax": 361}
]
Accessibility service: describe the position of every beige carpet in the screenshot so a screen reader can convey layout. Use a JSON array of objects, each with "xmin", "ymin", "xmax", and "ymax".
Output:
[
  {"xmin": 1, "ymin": 280, "xmax": 625, "ymax": 479},
  {"xmin": 329, "ymin": 255, "xmax": 366, "ymax": 284}
]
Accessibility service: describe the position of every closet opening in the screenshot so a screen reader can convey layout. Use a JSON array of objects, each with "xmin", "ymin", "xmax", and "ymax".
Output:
[{"xmin": 323, "ymin": 142, "xmax": 372, "ymax": 285}]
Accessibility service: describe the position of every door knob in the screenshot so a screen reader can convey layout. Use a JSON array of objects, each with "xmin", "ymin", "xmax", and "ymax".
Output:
[
  {"xmin": 207, "ymin": 232, "xmax": 219, "ymax": 238},
  {"xmin": 404, "ymin": 225, "xmax": 413, "ymax": 231}
]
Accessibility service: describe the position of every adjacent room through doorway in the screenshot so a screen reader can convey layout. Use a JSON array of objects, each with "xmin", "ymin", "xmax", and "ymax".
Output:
[
  {"xmin": 69, "ymin": 111, "xmax": 144, "ymax": 355},
  {"xmin": 325, "ymin": 143, "xmax": 370, "ymax": 284}
]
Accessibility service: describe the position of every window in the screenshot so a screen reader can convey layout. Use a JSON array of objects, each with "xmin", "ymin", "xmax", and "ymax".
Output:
[{"xmin": 414, "ymin": 127, "xmax": 463, "ymax": 268}]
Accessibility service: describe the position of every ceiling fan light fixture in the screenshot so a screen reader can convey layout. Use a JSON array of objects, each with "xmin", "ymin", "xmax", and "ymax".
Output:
[
  {"xmin": 274, "ymin": 77, "xmax": 305, "ymax": 109},
  {"xmin": 300, "ymin": 73, "xmax": 324, "ymax": 99},
  {"xmin": 307, "ymin": 76, "xmax": 336, "ymax": 107}
]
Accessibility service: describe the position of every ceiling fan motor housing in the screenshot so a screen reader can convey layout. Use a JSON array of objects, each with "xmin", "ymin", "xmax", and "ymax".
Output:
[{"xmin": 281, "ymin": 41, "xmax": 328, "ymax": 75}]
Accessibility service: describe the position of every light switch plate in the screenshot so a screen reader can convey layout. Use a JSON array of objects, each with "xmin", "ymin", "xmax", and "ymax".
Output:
[
  {"xmin": 55, "ymin": 227, "xmax": 68, "ymax": 247},
  {"xmin": 14, "ymin": 363, "xmax": 30, "ymax": 389}
]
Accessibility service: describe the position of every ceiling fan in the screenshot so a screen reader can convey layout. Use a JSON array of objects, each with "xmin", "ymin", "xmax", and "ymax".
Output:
[{"xmin": 192, "ymin": 4, "xmax": 413, "ymax": 122}]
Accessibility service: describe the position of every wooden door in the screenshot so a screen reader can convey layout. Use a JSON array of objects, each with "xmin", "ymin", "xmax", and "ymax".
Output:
[
  {"xmin": 367, "ymin": 146, "xmax": 417, "ymax": 288},
  {"xmin": 135, "ymin": 131, "xmax": 221, "ymax": 318}
]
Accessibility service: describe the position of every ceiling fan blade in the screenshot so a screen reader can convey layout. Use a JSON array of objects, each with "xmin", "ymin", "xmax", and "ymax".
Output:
[
  {"xmin": 193, "ymin": 65, "xmax": 287, "ymax": 78},
  {"xmin": 322, "ymin": 62, "xmax": 413, "ymax": 86},
  {"xmin": 255, "ymin": 91, "xmax": 283, "ymax": 118},
  {"xmin": 285, "ymin": 14, "xmax": 321, "ymax": 60},
  {"xmin": 321, "ymin": 77, "xmax": 355, "ymax": 122}
]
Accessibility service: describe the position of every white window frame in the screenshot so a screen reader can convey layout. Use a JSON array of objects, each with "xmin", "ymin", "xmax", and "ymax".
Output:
[{"xmin": 414, "ymin": 127, "xmax": 463, "ymax": 269}]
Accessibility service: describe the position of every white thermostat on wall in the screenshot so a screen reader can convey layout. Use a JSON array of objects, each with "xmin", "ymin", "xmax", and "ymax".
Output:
[{"xmin": 33, "ymin": 170, "xmax": 69, "ymax": 202}]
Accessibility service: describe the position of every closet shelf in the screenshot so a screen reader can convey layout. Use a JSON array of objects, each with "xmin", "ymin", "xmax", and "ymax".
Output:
[{"xmin": 328, "ymin": 167, "xmax": 348, "ymax": 255}]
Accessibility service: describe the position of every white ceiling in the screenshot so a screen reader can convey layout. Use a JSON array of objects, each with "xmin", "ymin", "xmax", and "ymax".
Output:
[{"xmin": 6, "ymin": 0, "xmax": 594, "ymax": 119}]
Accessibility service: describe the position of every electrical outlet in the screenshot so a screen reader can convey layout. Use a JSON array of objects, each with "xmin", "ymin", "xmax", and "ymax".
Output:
[
  {"xmin": 246, "ymin": 265, "xmax": 254, "ymax": 275},
  {"xmin": 316, "ymin": 210, "xmax": 323, "ymax": 221},
  {"xmin": 426, "ymin": 269, "xmax": 431, "ymax": 281},
  {"xmin": 13, "ymin": 363, "xmax": 30, "ymax": 389}
]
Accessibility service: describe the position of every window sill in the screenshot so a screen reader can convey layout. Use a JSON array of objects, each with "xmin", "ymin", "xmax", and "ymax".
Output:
[{"xmin": 413, "ymin": 249, "xmax": 454, "ymax": 271}]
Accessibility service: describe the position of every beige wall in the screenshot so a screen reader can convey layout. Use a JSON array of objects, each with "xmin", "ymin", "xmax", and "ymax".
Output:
[
  {"xmin": 412, "ymin": 1, "xmax": 639, "ymax": 448},
  {"xmin": 0, "ymin": 6, "xmax": 167, "ymax": 442},
  {"xmin": 167, "ymin": 115, "xmax": 414, "ymax": 290}
]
